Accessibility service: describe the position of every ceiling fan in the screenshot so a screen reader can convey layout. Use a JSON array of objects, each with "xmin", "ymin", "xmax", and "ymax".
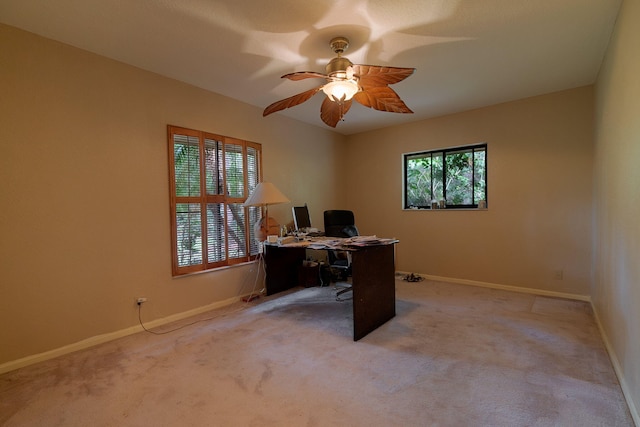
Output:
[{"xmin": 263, "ymin": 36, "xmax": 416, "ymax": 128}]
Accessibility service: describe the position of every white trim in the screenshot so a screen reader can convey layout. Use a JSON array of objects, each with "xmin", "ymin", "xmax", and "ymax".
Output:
[
  {"xmin": 397, "ymin": 271, "xmax": 591, "ymax": 302},
  {"xmin": 592, "ymin": 306, "xmax": 640, "ymax": 426},
  {"xmin": 2, "ymin": 274, "xmax": 591, "ymax": 375},
  {"xmin": 0, "ymin": 294, "xmax": 245, "ymax": 375}
]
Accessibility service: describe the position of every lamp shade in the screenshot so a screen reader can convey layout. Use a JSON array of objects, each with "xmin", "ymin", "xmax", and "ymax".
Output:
[{"xmin": 243, "ymin": 182, "xmax": 290, "ymax": 207}]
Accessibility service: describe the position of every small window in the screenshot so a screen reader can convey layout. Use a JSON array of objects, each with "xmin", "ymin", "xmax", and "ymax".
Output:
[
  {"xmin": 403, "ymin": 143, "xmax": 487, "ymax": 209},
  {"xmin": 168, "ymin": 125, "xmax": 262, "ymax": 276}
]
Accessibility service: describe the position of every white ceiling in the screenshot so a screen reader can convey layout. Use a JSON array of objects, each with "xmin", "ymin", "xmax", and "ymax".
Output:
[{"xmin": 0, "ymin": 0, "xmax": 622, "ymax": 135}]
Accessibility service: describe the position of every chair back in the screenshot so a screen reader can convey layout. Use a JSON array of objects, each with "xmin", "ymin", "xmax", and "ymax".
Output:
[{"xmin": 324, "ymin": 210, "xmax": 359, "ymax": 237}]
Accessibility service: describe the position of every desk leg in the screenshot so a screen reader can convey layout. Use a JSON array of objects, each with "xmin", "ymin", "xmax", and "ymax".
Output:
[{"xmin": 351, "ymin": 244, "xmax": 396, "ymax": 341}]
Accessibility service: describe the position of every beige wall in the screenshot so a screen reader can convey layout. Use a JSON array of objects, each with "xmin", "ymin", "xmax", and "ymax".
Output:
[
  {"xmin": 345, "ymin": 87, "xmax": 594, "ymax": 297},
  {"xmin": 594, "ymin": 0, "xmax": 640, "ymax": 421},
  {"xmin": 0, "ymin": 24, "xmax": 346, "ymax": 366}
]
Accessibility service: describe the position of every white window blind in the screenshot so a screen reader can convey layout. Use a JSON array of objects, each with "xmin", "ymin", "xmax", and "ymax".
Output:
[{"xmin": 168, "ymin": 126, "xmax": 262, "ymax": 275}]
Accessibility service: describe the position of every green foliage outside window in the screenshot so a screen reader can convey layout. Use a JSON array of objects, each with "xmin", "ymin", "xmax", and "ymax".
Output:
[{"xmin": 404, "ymin": 144, "xmax": 487, "ymax": 209}]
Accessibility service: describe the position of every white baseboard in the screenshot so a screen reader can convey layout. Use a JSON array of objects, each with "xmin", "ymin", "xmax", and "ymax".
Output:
[
  {"xmin": 0, "ymin": 294, "xmax": 246, "ymax": 375},
  {"xmin": 2, "ymin": 274, "xmax": 591, "ymax": 375},
  {"xmin": 396, "ymin": 271, "xmax": 591, "ymax": 302},
  {"xmin": 592, "ymin": 306, "xmax": 640, "ymax": 426}
]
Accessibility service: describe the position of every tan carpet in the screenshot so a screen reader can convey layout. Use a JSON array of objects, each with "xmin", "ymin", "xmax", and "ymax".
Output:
[{"xmin": 0, "ymin": 279, "xmax": 634, "ymax": 426}]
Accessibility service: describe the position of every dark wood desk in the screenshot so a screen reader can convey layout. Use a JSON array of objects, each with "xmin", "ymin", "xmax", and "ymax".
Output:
[{"xmin": 264, "ymin": 242, "xmax": 397, "ymax": 341}]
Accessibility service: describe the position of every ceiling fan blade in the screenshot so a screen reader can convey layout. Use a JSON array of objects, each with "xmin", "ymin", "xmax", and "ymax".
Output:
[
  {"xmin": 353, "ymin": 86, "xmax": 414, "ymax": 114},
  {"xmin": 320, "ymin": 97, "xmax": 352, "ymax": 127},
  {"xmin": 263, "ymin": 87, "xmax": 322, "ymax": 116},
  {"xmin": 352, "ymin": 65, "xmax": 416, "ymax": 88},
  {"xmin": 282, "ymin": 71, "xmax": 328, "ymax": 81}
]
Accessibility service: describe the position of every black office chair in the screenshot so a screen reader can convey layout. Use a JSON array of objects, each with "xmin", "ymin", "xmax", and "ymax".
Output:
[{"xmin": 323, "ymin": 210, "xmax": 359, "ymax": 300}]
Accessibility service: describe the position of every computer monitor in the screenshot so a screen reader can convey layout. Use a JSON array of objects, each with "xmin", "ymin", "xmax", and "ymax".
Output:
[{"xmin": 292, "ymin": 205, "xmax": 312, "ymax": 230}]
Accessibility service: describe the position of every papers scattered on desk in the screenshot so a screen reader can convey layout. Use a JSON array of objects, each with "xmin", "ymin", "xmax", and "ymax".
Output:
[
  {"xmin": 343, "ymin": 236, "xmax": 399, "ymax": 247},
  {"xmin": 303, "ymin": 235, "xmax": 398, "ymax": 250},
  {"xmin": 277, "ymin": 240, "xmax": 312, "ymax": 247},
  {"xmin": 267, "ymin": 235, "xmax": 399, "ymax": 250}
]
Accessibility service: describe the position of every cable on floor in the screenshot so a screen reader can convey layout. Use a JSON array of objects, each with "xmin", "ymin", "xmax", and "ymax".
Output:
[{"xmin": 137, "ymin": 252, "xmax": 266, "ymax": 335}]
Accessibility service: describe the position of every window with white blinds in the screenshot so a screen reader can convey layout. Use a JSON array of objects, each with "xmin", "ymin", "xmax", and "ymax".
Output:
[{"xmin": 168, "ymin": 125, "xmax": 262, "ymax": 276}]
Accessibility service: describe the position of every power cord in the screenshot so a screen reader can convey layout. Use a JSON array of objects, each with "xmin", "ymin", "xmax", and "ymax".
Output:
[
  {"xmin": 137, "ymin": 253, "xmax": 266, "ymax": 335},
  {"xmin": 137, "ymin": 302, "xmax": 215, "ymax": 335}
]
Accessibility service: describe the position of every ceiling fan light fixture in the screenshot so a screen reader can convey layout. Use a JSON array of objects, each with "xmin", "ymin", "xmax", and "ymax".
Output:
[{"xmin": 322, "ymin": 79, "xmax": 359, "ymax": 102}]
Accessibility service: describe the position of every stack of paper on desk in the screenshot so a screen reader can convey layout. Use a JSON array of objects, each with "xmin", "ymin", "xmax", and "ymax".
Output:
[{"xmin": 303, "ymin": 235, "xmax": 398, "ymax": 250}]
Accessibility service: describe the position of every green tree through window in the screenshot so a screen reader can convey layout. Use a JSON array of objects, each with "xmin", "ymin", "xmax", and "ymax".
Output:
[
  {"xmin": 404, "ymin": 144, "xmax": 487, "ymax": 209},
  {"xmin": 169, "ymin": 126, "xmax": 261, "ymax": 275}
]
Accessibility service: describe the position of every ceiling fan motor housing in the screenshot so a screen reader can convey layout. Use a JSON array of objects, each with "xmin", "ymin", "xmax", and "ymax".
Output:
[
  {"xmin": 326, "ymin": 36, "xmax": 353, "ymax": 77},
  {"xmin": 326, "ymin": 56, "xmax": 353, "ymax": 76}
]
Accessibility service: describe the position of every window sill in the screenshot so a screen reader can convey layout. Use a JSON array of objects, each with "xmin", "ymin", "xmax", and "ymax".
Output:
[{"xmin": 172, "ymin": 259, "xmax": 258, "ymax": 279}]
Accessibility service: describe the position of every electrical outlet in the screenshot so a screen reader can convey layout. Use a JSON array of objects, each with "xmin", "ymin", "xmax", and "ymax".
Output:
[
  {"xmin": 554, "ymin": 270, "xmax": 564, "ymax": 280},
  {"xmin": 136, "ymin": 297, "xmax": 147, "ymax": 304}
]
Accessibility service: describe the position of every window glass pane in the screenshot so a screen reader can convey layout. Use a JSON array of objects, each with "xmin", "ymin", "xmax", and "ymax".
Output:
[
  {"xmin": 474, "ymin": 148, "xmax": 486, "ymax": 203},
  {"xmin": 246, "ymin": 146, "xmax": 261, "ymax": 255},
  {"xmin": 204, "ymin": 138, "xmax": 222, "ymax": 195},
  {"xmin": 176, "ymin": 203, "xmax": 202, "ymax": 266},
  {"xmin": 406, "ymin": 154, "xmax": 432, "ymax": 206},
  {"xmin": 226, "ymin": 203, "xmax": 246, "ymax": 258},
  {"xmin": 445, "ymin": 149, "xmax": 473, "ymax": 205},
  {"xmin": 247, "ymin": 205, "xmax": 260, "ymax": 255},
  {"xmin": 207, "ymin": 203, "xmax": 225, "ymax": 263},
  {"xmin": 173, "ymin": 135, "xmax": 200, "ymax": 197},
  {"xmin": 247, "ymin": 146, "xmax": 259, "ymax": 196},
  {"xmin": 225, "ymin": 143, "xmax": 244, "ymax": 198},
  {"xmin": 432, "ymin": 152, "xmax": 444, "ymax": 202}
]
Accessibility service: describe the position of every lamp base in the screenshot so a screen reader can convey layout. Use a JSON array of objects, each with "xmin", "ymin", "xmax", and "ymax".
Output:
[{"xmin": 254, "ymin": 217, "xmax": 280, "ymax": 241}]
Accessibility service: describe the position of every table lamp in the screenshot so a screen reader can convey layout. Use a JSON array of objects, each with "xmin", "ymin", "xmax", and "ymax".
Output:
[{"xmin": 243, "ymin": 182, "xmax": 290, "ymax": 241}]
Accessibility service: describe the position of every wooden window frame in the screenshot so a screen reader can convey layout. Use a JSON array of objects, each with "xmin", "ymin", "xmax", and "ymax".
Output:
[{"xmin": 168, "ymin": 125, "xmax": 262, "ymax": 276}]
